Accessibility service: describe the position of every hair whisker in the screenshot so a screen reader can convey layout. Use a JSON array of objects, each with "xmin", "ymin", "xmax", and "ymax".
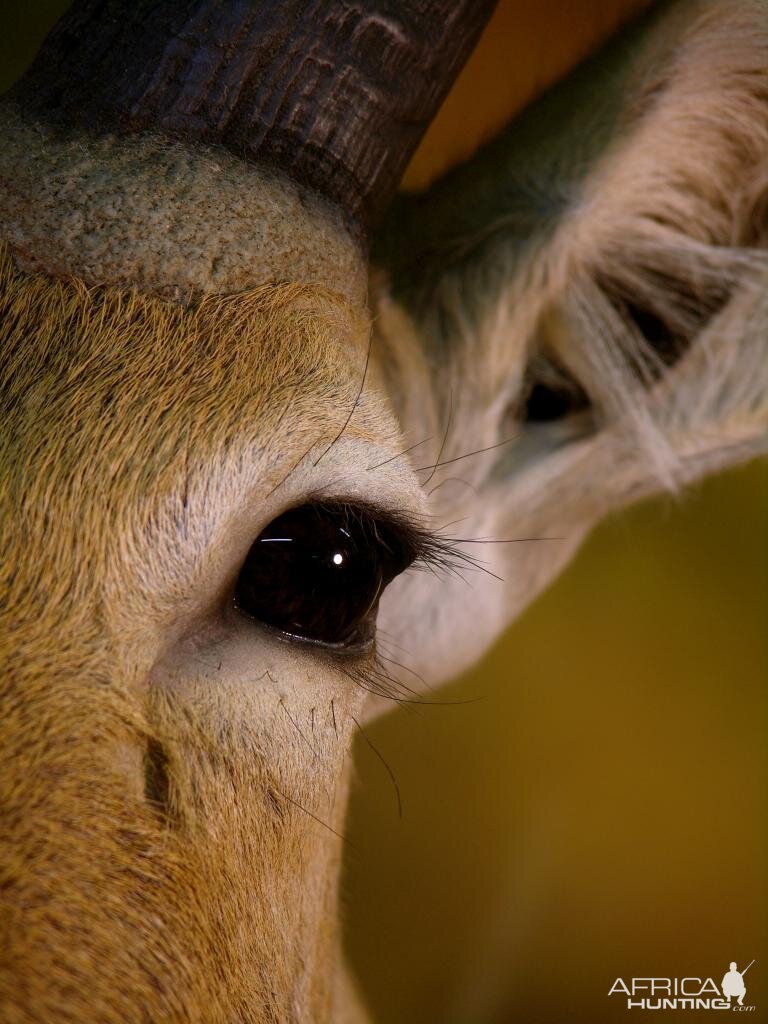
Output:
[
  {"xmin": 351, "ymin": 714, "xmax": 403, "ymax": 820},
  {"xmin": 415, "ymin": 433, "xmax": 518, "ymax": 474},
  {"xmin": 313, "ymin": 332, "xmax": 373, "ymax": 466},
  {"xmin": 422, "ymin": 390, "xmax": 453, "ymax": 486},
  {"xmin": 367, "ymin": 434, "xmax": 434, "ymax": 471}
]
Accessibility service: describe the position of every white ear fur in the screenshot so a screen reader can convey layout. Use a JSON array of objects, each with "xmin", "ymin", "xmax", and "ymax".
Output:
[{"xmin": 372, "ymin": 0, "xmax": 768, "ymax": 693}]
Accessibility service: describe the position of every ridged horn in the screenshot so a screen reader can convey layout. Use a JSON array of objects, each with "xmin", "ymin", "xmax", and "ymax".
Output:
[{"xmin": 8, "ymin": 0, "xmax": 499, "ymax": 234}]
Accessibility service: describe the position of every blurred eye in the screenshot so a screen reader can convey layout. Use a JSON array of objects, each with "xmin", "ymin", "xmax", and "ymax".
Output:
[{"xmin": 234, "ymin": 503, "xmax": 419, "ymax": 648}]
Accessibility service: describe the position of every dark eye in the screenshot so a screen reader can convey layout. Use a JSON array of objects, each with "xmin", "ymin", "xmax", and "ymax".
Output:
[{"xmin": 234, "ymin": 502, "xmax": 418, "ymax": 648}]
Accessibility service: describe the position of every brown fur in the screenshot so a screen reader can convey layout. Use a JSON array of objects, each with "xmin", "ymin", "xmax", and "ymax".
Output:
[{"xmin": 0, "ymin": 249, "xmax": 413, "ymax": 1021}]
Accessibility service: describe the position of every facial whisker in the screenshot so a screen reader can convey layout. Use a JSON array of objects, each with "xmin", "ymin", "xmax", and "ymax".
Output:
[
  {"xmin": 264, "ymin": 436, "xmax": 319, "ymax": 501},
  {"xmin": 415, "ymin": 433, "xmax": 518, "ymax": 473},
  {"xmin": 422, "ymin": 389, "xmax": 453, "ymax": 486},
  {"xmin": 271, "ymin": 787, "xmax": 354, "ymax": 849},
  {"xmin": 366, "ymin": 435, "xmax": 434, "ymax": 471},
  {"xmin": 351, "ymin": 714, "xmax": 403, "ymax": 820},
  {"xmin": 445, "ymin": 536, "xmax": 566, "ymax": 544},
  {"xmin": 279, "ymin": 699, "xmax": 320, "ymax": 760},
  {"xmin": 313, "ymin": 332, "xmax": 374, "ymax": 466},
  {"xmin": 428, "ymin": 476, "xmax": 478, "ymax": 497},
  {"xmin": 436, "ymin": 517, "xmax": 470, "ymax": 530}
]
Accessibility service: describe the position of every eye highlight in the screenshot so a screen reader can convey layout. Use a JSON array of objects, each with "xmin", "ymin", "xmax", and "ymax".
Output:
[{"xmin": 234, "ymin": 502, "xmax": 422, "ymax": 648}]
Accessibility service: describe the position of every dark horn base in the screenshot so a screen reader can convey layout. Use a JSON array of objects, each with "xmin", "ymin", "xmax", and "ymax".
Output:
[{"xmin": 9, "ymin": 0, "xmax": 499, "ymax": 234}]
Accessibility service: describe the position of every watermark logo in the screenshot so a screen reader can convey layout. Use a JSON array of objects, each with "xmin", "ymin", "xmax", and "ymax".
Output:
[
  {"xmin": 608, "ymin": 960, "xmax": 756, "ymax": 1012},
  {"xmin": 722, "ymin": 962, "xmax": 752, "ymax": 1008}
]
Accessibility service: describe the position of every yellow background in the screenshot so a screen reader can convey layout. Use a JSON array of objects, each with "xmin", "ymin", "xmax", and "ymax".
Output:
[{"xmin": 2, "ymin": 3, "xmax": 766, "ymax": 1021}]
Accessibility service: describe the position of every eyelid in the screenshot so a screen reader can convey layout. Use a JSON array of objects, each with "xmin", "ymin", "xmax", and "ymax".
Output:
[{"xmin": 299, "ymin": 493, "xmax": 440, "ymax": 570}]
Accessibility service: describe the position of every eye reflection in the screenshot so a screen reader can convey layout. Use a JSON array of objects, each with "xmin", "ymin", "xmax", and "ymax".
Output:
[{"xmin": 234, "ymin": 502, "xmax": 419, "ymax": 648}]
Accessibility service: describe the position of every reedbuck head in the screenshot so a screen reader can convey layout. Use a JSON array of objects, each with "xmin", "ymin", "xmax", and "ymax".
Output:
[{"xmin": 0, "ymin": 0, "xmax": 766, "ymax": 1020}]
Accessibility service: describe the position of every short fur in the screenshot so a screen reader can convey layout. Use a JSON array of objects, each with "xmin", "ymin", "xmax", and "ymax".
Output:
[{"xmin": 0, "ymin": 251, "xmax": 410, "ymax": 1021}]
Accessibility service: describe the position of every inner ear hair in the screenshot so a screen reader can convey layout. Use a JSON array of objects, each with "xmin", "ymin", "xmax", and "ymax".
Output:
[{"xmin": 372, "ymin": 0, "xmax": 768, "ymax": 496}]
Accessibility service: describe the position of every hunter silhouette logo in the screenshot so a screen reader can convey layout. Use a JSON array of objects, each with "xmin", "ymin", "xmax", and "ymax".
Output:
[
  {"xmin": 722, "ymin": 961, "xmax": 754, "ymax": 1007},
  {"xmin": 608, "ymin": 960, "xmax": 757, "ymax": 1011}
]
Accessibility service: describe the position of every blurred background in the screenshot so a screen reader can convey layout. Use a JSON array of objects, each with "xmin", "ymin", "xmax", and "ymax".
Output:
[
  {"xmin": 2, "ymin": 3, "xmax": 766, "ymax": 1021},
  {"xmin": 345, "ymin": 461, "xmax": 767, "ymax": 1023}
]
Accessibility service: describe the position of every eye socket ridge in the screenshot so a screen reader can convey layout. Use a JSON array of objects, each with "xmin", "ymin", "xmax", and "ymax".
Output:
[{"xmin": 233, "ymin": 500, "xmax": 431, "ymax": 650}]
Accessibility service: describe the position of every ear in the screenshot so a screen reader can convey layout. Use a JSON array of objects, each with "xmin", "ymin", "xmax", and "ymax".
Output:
[{"xmin": 372, "ymin": 0, "xmax": 768, "ymax": 689}]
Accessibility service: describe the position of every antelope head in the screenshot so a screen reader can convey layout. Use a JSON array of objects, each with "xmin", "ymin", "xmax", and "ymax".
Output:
[{"xmin": 0, "ymin": 1, "xmax": 766, "ymax": 1021}]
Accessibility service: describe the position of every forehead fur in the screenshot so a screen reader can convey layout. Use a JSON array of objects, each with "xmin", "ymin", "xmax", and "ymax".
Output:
[{"xmin": 0, "ymin": 244, "xmax": 394, "ymax": 610}]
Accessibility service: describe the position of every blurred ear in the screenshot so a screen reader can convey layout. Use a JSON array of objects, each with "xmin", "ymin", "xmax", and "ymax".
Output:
[{"xmin": 371, "ymin": 0, "xmax": 768, "ymax": 690}]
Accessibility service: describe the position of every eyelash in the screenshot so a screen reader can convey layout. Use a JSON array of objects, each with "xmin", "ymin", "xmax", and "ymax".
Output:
[{"xmin": 331, "ymin": 502, "xmax": 491, "ymax": 586}]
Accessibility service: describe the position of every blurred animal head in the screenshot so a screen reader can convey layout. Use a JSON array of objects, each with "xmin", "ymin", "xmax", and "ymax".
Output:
[{"xmin": 0, "ymin": 1, "xmax": 765, "ymax": 1021}]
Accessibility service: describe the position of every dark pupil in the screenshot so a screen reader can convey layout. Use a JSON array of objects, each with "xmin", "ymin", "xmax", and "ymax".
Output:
[{"xmin": 234, "ymin": 503, "xmax": 414, "ymax": 647}]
